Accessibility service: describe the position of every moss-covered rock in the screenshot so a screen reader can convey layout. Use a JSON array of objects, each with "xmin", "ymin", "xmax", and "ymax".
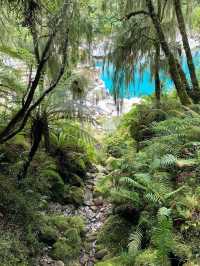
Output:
[
  {"xmin": 0, "ymin": 231, "xmax": 29, "ymax": 266},
  {"xmin": 63, "ymin": 185, "xmax": 84, "ymax": 206},
  {"xmin": 106, "ymin": 157, "xmax": 121, "ymax": 171},
  {"xmin": 55, "ymin": 147, "xmax": 91, "ymax": 182},
  {"xmin": 51, "ymin": 237, "xmax": 81, "ymax": 263},
  {"xmin": 39, "ymin": 215, "xmax": 85, "ymax": 264},
  {"xmin": 95, "ymin": 249, "xmax": 108, "ymax": 260},
  {"xmin": 40, "ymin": 214, "xmax": 85, "ymax": 242},
  {"xmin": 97, "ymin": 215, "xmax": 133, "ymax": 254},
  {"xmin": 70, "ymin": 174, "xmax": 84, "ymax": 187},
  {"xmin": 40, "ymin": 225, "xmax": 59, "ymax": 245}
]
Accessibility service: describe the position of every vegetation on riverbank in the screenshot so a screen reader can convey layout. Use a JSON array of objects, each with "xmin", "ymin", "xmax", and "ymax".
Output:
[
  {"xmin": 96, "ymin": 96, "xmax": 200, "ymax": 265},
  {"xmin": 1, "ymin": 1, "xmax": 200, "ymax": 266}
]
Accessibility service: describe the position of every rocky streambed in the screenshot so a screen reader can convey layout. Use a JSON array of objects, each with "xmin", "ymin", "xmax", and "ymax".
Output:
[
  {"xmin": 79, "ymin": 167, "xmax": 112, "ymax": 266},
  {"xmin": 40, "ymin": 165, "xmax": 112, "ymax": 266}
]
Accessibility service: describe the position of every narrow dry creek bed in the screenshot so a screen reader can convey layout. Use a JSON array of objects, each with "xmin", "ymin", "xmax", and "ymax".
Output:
[
  {"xmin": 78, "ymin": 166, "xmax": 112, "ymax": 266},
  {"xmin": 40, "ymin": 165, "xmax": 112, "ymax": 266}
]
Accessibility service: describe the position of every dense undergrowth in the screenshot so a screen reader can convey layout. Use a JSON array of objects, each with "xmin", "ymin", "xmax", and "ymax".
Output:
[
  {"xmin": 1, "ymin": 95, "xmax": 200, "ymax": 266},
  {"xmin": 0, "ymin": 120, "xmax": 96, "ymax": 265},
  {"xmin": 96, "ymin": 96, "xmax": 200, "ymax": 266}
]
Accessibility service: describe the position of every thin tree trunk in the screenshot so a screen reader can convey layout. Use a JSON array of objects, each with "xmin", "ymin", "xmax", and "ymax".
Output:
[
  {"xmin": 175, "ymin": 58, "xmax": 194, "ymax": 99},
  {"xmin": 154, "ymin": 42, "xmax": 161, "ymax": 106},
  {"xmin": 174, "ymin": 0, "xmax": 200, "ymax": 101},
  {"xmin": 145, "ymin": 0, "xmax": 192, "ymax": 105},
  {"xmin": 18, "ymin": 117, "xmax": 43, "ymax": 181},
  {"xmin": 43, "ymin": 113, "xmax": 51, "ymax": 153}
]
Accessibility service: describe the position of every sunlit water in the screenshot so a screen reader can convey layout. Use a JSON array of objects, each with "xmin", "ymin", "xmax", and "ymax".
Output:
[{"xmin": 96, "ymin": 50, "xmax": 200, "ymax": 98}]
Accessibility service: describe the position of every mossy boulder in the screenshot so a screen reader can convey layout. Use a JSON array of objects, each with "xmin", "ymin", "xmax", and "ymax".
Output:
[
  {"xmin": 106, "ymin": 157, "xmax": 121, "ymax": 171},
  {"xmin": 55, "ymin": 147, "xmax": 91, "ymax": 182},
  {"xmin": 0, "ymin": 231, "xmax": 29, "ymax": 266},
  {"xmin": 51, "ymin": 237, "xmax": 81, "ymax": 263},
  {"xmin": 40, "ymin": 225, "xmax": 59, "ymax": 244},
  {"xmin": 50, "ymin": 174, "xmax": 65, "ymax": 202},
  {"xmin": 97, "ymin": 215, "xmax": 133, "ymax": 254},
  {"xmin": 40, "ymin": 214, "xmax": 85, "ymax": 245},
  {"xmin": 63, "ymin": 185, "xmax": 84, "ymax": 206},
  {"xmin": 69, "ymin": 174, "xmax": 84, "ymax": 187},
  {"xmin": 95, "ymin": 249, "xmax": 108, "ymax": 260}
]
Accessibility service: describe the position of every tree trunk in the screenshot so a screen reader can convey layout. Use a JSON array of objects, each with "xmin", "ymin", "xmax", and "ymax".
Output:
[
  {"xmin": 145, "ymin": 0, "xmax": 192, "ymax": 105},
  {"xmin": 43, "ymin": 112, "xmax": 51, "ymax": 153},
  {"xmin": 154, "ymin": 42, "xmax": 161, "ymax": 106},
  {"xmin": 175, "ymin": 58, "xmax": 194, "ymax": 99},
  {"xmin": 18, "ymin": 117, "xmax": 43, "ymax": 181},
  {"xmin": 174, "ymin": 0, "xmax": 200, "ymax": 101}
]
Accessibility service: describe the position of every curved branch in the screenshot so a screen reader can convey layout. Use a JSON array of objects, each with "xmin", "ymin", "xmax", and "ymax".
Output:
[{"xmin": 123, "ymin": 10, "xmax": 150, "ymax": 20}]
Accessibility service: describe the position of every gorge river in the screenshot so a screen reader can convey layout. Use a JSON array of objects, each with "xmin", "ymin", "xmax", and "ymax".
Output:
[{"xmin": 96, "ymin": 49, "xmax": 200, "ymax": 98}]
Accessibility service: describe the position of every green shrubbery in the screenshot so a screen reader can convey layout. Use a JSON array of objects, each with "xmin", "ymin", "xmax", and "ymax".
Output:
[
  {"xmin": 97, "ymin": 98, "xmax": 200, "ymax": 265},
  {"xmin": 0, "ymin": 121, "xmax": 94, "ymax": 264}
]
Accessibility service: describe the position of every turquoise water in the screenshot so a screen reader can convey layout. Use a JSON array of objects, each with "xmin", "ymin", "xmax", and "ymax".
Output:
[{"xmin": 96, "ymin": 50, "xmax": 200, "ymax": 98}]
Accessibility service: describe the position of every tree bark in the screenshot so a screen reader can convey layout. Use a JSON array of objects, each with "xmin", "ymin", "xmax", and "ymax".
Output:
[
  {"xmin": 145, "ymin": 0, "xmax": 192, "ymax": 105},
  {"xmin": 154, "ymin": 42, "xmax": 161, "ymax": 106},
  {"xmin": 43, "ymin": 112, "xmax": 51, "ymax": 153},
  {"xmin": 174, "ymin": 0, "xmax": 200, "ymax": 101},
  {"xmin": 18, "ymin": 117, "xmax": 44, "ymax": 181}
]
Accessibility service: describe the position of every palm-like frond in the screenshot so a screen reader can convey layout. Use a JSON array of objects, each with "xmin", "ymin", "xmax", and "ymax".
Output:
[{"xmin": 128, "ymin": 227, "xmax": 143, "ymax": 255}]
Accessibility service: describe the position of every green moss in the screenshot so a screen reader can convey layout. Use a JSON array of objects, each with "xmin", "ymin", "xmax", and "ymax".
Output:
[
  {"xmin": 51, "ymin": 237, "xmax": 81, "ymax": 263},
  {"xmin": 106, "ymin": 157, "xmax": 121, "ymax": 171},
  {"xmin": 173, "ymin": 243, "xmax": 192, "ymax": 260},
  {"xmin": 70, "ymin": 173, "xmax": 84, "ymax": 186},
  {"xmin": 134, "ymin": 249, "xmax": 158, "ymax": 266},
  {"xmin": 0, "ymin": 231, "xmax": 29, "ymax": 266},
  {"xmin": 40, "ymin": 215, "xmax": 85, "ymax": 264},
  {"xmin": 97, "ymin": 215, "xmax": 133, "ymax": 254},
  {"xmin": 63, "ymin": 185, "xmax": 84, "ymax": 205},
  {"xmin": 95, "ymin": 253, "xmax": 135, "ymax": 266},
  {"xmin": 40, "ymin": 225, "xmax": 59, "ymax": 244}
]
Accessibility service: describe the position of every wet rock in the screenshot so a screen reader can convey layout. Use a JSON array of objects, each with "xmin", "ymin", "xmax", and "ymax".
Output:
[
  {"xmin": 90, "ymin": 206, "xmax": 98, "ymax": 211},
  {"xmin": 93, "ymin": 197, "xmax": 103, "ymax": 206},
  {"xmin": 86, "ymin": 184, "xmax": 94, "ymax": 190},
  {"xmin": 54, "ymin": 261, "xmax": 65, "ymax": 266},
  {"xmin": 96, "ymin": 165, "xmax": 107, "ymax": 174},
  {"xmin": 80, "ymin": 254, "xmax": 89, "ymax": 264},
  {"xmin": 94, "ymin": 249, "xmax": 108, "ymax": 260},
  {"xmin": 48, "ymin": 203, "xmax": 63, "ymax": 213},
  {"xmin": 84, "ymin": 189, "xmax": 93, "ymax": 203},
  {"xmin": 93, "ymin": 190, "xmax": 102, "ymax": 198}
]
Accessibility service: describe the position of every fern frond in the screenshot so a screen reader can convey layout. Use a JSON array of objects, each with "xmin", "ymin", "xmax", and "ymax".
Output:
[
  {"xmin": 128, "ymin": 227, "xmax": 143, "ymax": 255},
  {"xmin": 160, "ymin": 154, "xmax": 177, "ymax": 168},
  {"xmin": 119, "ymin": 176, "xmax": 147, "ymax": 190}
]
